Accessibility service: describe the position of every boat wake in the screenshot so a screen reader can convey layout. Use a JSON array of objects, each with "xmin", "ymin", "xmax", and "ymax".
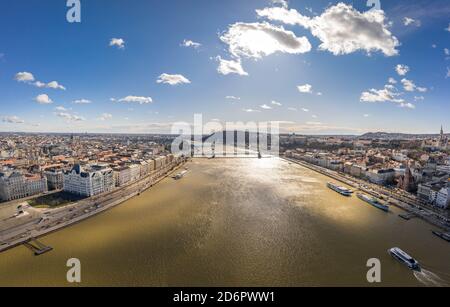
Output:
[{"xmin": 414, "ymin": 268, "xmax": 450, "ymax": 287}]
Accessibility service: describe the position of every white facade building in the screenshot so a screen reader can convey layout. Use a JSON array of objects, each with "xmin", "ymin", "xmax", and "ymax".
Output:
[
  {"xmin": 63, "ymin": 164, "xmax": 114, "ymax": 197},
  {"xmin": 0, "ymin": 172, "xmax": 48, "ymax": 201},
  {"xmin": 436, "ymin": 186, "xmax": 450, "ymax": 209}
]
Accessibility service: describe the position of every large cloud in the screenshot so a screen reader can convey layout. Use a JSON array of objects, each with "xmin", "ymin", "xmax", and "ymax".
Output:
[
  {"xmin": 220, "ymin": 22, "xmax": 311, "ymax": 59},
  {"xmin": 257, "ymin": 3, "xmax": 399, "ymax": 56}
]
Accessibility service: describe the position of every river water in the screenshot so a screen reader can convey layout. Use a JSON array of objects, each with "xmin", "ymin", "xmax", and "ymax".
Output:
[{"xmin": 0, "ymin": 158, "xmax": 449, "ymax": 286}]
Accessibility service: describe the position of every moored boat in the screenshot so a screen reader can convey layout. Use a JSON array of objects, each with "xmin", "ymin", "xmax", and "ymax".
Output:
[
  {"xmin": 357, "ymin": 193, "xmax": 389, "ymax": 212},
  {"xmin": 432, "ymin": 231, "xmax": 450, "ymax": 242},
  {"xmin": 327, "ymin": 182, "xmax": 352, "ymax": 196}
]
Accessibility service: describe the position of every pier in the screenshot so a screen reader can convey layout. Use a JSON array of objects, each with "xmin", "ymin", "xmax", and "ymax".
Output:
[
  {"xmin": 399, "ymin": 213, "xmax": 416, "ymax": 221},
  {"xmin": 23, "ymin": 239, "xmax": 53, "ymax": 256}
]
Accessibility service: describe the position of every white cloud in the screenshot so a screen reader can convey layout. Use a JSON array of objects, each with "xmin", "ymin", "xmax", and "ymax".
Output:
[
  {"xmin": 55, "ymin": 106, "xmax": 68, "ymax": 111},
  {"xmin": 216, "ymin": 56, "xmax": 248, "ymax": 76},
  {"xmin": 157, "ymin": 73, "xmax": 191, "ymax": 85},
  {"xmin": 445, "ymin": 48, "xmax": 450, "ymax": 56},
  {"xmin": 447, "ymin": 67, "xmax": 450, "ymax": 79},
  {"xmin": 225, "ymin": 96, "xmax": 241, "ymax": 100},
  {"xmin": 414, "ymin": 96, "xmax": 424, "ymax": 101},
  {"xmin": 256, "ymin": 7, "xmax": 310, "ymax": 26},
  {"xmin": 395, "ymin": 64, "xmax": 410, "ymax": 76},
  {"xmin": 446, "ymin": 24, "xmax": 450, "ymax": 32},
  {"xmin": 117, "ymin": 96, "xmax": 153, "ymax": 104},
  {"xmin": 401, "ymin": 78, "xmax": 427, "ymax": 92},
  {"xmin": 403, "ymin": 17, "xmax": 421, "ymax": 27},
  {"xmin": 33, "ymin": 80, "xmax": 66, "ymax": 90},
  {"xmin": 257, "ymin": 3, "xmax": 399, "ymax": 56},
  {"xmin": 73, "ymin": 99, "xmax": 92, "ymax": 104},
  {"xmin": 301, "ymin": 108, "xmax": 309, "ymax": 112},
  {"xmin": 271, "ymin": 0, "xmax": 288, "ymax": 9},
  {"xmin": 34, "ymin": 81, "xmax": 46, "ymax": 88},
  {"xmin": 15, "ymin": 72, "xmax": 35, "ymax": 82},
  {"xmin": 46, "ymin": 81, "xmax": 66, "ymax": 90},
  {"xmin": 297, "ymin": 84, "xmax": 313, "ymax": 93},
  {"xmin": 2, "ymin": 116, "xmax": 25, "ymax": 124},
  {"xmin": 181, "ymin": 39, "xmax": 201, "ymax": 48},
  {"xmin": 401, "ymin": 78, "xmax": 415, "ymax": 91},
  {"xmin": 360, "ymin": 84, "xmax": 414, "ymax": 107},
  {"xmin": 15, "ymin": 71, "xmax": 65, "ymax": 90},
  {"xmin": 287, "ymin": 107, "xmax": 298, "ymax": 111},
  {"xmin": 98, "ymin": 113, "xmax": 113, "ymax": 121},
  {"xmin": 363, "ymin": 114, "xmax": 370, "ymax": 118},
  {"xmin": 243, "ymin": 108, "xmax": 261, "ymax": 113},
  {"xmin": 109, "ymin": 38, "xmax": 125, "ymax": 49},
  {"xmin": 220, "ymin": 22, "xmax": 311, "ymax": 59},
  {"xmin": 271, "ymin": 100, "xmax": 282, "ymax": 106},
  {"xmin": 260, "ymin": 104, "xmax": 273, "ymax": 110},
  {"xmin": 388, "ymin": 77, "xmax": 397, "ymax": 84},
  {"xmin": 360, "ymin": 85, "xmax": 405, "ymax": 104},
  {"xmin": 35, "ymin": 94, "xmax": 53, "ymax": 104},
  {"xmin": 399, "ymin": 102, "xmax": 416, "ymax": 109},
  {"xmin": 55, "ymin": 111, "xmax": 85, "ymax": 122},
  {"xmin": 416, "ymin": 87, "xmax": 427, "ymax": 93}
]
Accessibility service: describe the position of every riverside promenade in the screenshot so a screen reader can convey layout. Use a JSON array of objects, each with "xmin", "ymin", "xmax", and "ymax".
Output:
[
  {"xmin": 283, "ymin": 156, "xmax": 450, "ymax": 232},
  {"xmin": 0, "ymin": 159, "xmax": 188, "ymax": 254}
]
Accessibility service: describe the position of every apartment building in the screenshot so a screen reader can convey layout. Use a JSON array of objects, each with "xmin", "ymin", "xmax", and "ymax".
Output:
[{"xmin": 0, "ymin": 172, "xmax": 48, "ymax": 201}]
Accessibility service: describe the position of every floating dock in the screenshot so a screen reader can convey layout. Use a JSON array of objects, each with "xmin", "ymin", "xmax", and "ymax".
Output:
[{"xmin": 23, "ymin": 239, "xmax": 53, "ymax": 256}]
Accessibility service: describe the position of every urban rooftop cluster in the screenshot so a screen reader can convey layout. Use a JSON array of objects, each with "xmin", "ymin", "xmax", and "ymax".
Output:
[
  {"xmin": 0, "ymin": 133, "xmax": 182, "ymax": 202},
  {"xmin": 283, "ymin": 126, "xmax": 450, "ymax": 210}
]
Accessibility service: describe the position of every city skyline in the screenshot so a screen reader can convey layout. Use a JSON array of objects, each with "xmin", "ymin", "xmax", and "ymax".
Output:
[{"xmin": 0, "ymin": 0, "xmax": 449, "ymax": 135}]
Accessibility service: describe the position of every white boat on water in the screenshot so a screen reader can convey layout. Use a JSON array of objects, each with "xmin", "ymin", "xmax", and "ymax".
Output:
[
  {"xmin": 327, "ymin": 182, "xmax": 353, "ymax": 196},
  {"xmin": 389, "ymin": 247, "xmax": 420, "ymax": 271},
  {"xmin": 173, "ymin": 170, "xmax": 188, "ymax": 180},
  {"xmin": 357, "ymin": 193, "xmax": 389, "ymax": 212}
]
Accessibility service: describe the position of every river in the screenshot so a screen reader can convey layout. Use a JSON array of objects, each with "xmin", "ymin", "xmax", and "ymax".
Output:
[{"xmin": 0, "ymin": 158, "xmax": 449, "ymax": 286}]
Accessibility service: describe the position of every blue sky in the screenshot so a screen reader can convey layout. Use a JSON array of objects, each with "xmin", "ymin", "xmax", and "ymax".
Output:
[{"xmin": 0, "ymin": 0, "xmax": 449, "ymax": 134}]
